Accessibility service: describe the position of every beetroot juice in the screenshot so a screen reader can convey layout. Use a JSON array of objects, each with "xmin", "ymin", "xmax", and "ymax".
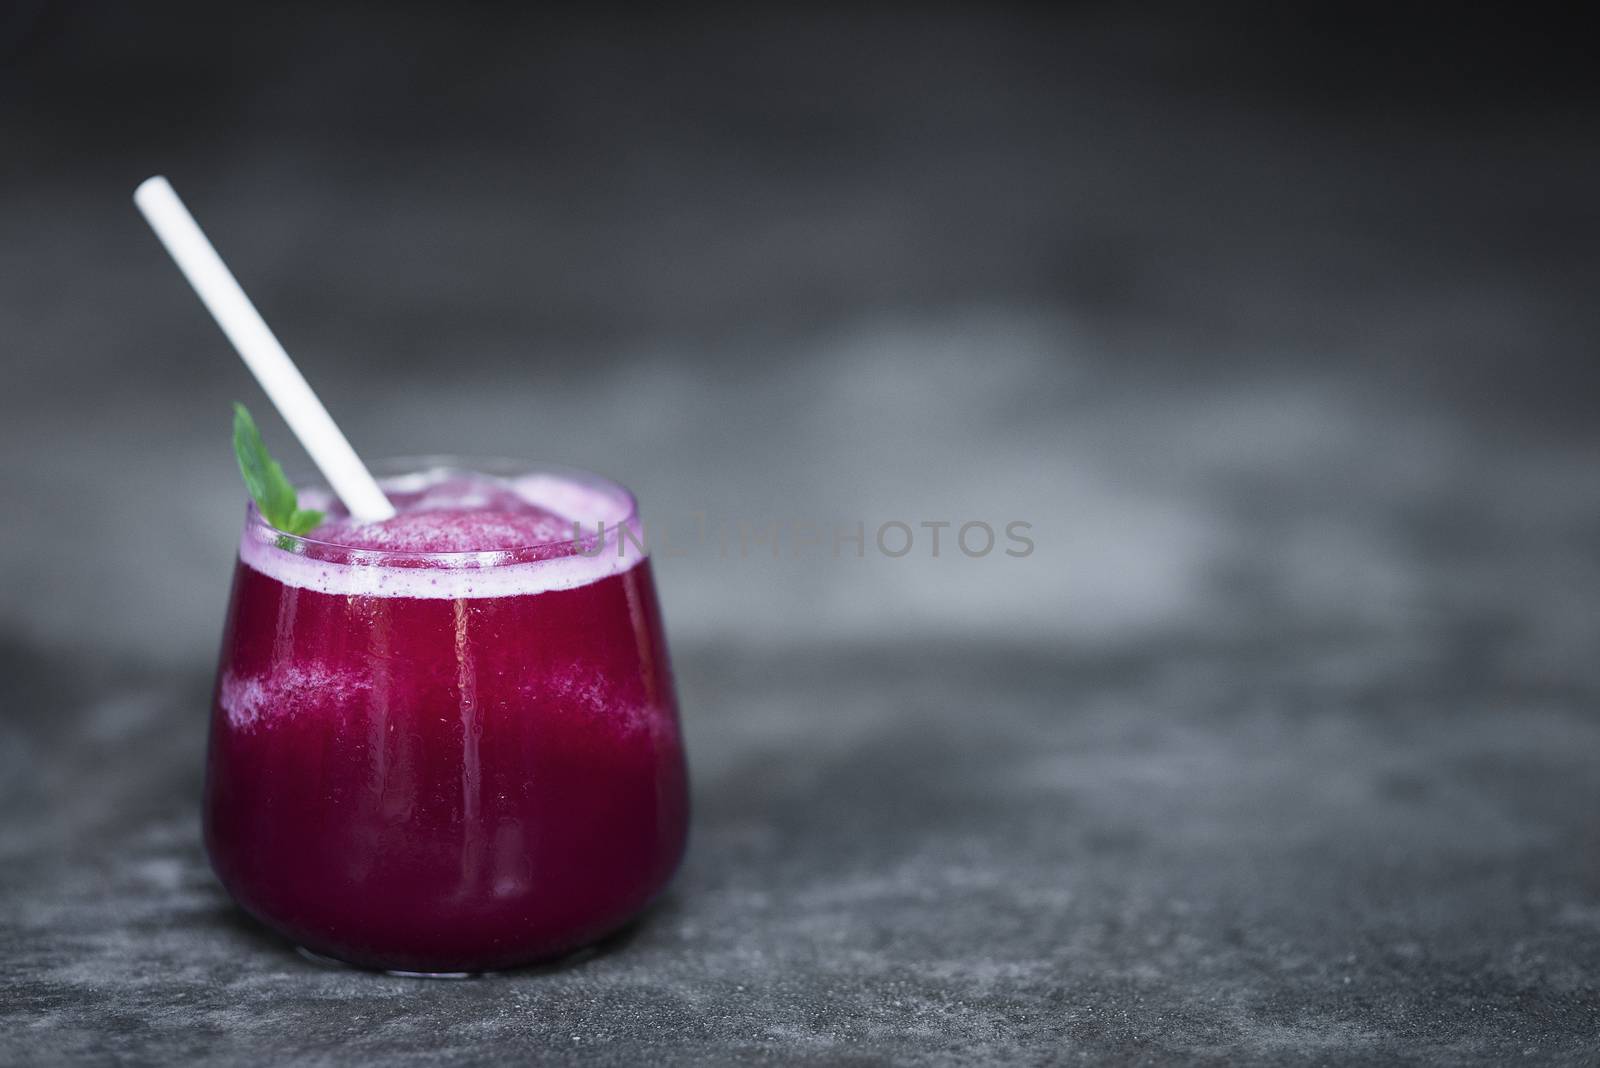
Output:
[{"xmin": 203, "ymin": 462, "xmax": 688, "ymax": 973}]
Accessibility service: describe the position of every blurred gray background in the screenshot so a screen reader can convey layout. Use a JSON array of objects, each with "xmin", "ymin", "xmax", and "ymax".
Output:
[
  {"xmin": 4, "ymin": 4, "xmax": 1600, "ymax": 1064},
  {"xmin": 3, "ymin": 3, "xmax": 1595, "ymax": 666}
]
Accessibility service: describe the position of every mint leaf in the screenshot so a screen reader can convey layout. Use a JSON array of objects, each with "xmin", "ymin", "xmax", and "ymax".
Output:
[
  {"xmin": 289, "ymin": 507, "xmax": 326, "ymax": 532},
  {"xmin": 232, "ymin": 403, "xmax": 324, "ymax": 537}
]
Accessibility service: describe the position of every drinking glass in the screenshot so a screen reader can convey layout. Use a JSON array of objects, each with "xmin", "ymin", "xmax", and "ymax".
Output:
[{"xmin": 203, "ymin": 459, "xmax": 688, "ymax": 973}]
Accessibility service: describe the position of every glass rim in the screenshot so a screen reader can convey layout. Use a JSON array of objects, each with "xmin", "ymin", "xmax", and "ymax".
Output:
[{"xmin": 243, "ymin": 455, "xmax": 641, "ymax": 561}]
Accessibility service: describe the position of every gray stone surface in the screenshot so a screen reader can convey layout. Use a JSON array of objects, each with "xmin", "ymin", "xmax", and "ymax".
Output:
[
  {"xmin": 5, "ymin": 632, "xmax": 1600, "ymax": 1065},
  {"xmin": 3, "ymin": 3, "xmax": 1600, "ymax": 1063}
]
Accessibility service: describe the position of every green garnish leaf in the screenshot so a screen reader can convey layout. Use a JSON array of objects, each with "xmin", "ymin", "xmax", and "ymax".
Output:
[{"xmin": 232, "ymin": 403, "xmax": 325, "ymax": 536}]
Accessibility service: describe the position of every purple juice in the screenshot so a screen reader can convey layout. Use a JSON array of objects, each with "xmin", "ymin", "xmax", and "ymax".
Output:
[{"xmin": 203, "ymin": 464, "xmax": 688, "ymax": 972}]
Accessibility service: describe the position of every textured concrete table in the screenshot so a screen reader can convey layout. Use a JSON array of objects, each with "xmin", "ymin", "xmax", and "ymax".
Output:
[{"xmin": 5, "ymin": 631, "xmax": 1599, "ymax": 1065}]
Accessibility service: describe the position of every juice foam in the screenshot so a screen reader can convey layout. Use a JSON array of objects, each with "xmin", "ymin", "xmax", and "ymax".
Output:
[{"xmin": 238, "ymin": 468, "xmax": 645, "ymax": 599}]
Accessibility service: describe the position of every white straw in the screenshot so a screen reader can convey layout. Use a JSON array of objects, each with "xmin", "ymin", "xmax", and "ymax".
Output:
[{"xmin": 133, "ymin": 176, "xmax": 396, "ymax": 522}]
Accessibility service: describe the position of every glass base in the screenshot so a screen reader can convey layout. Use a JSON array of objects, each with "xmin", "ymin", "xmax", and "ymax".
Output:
[
  {"xmin": 295, "ymin": 945, "xmax": 478, "ymax": 979},
  {"xmin": 294, "ymin": 942, "xmax": 602, "ymax": 978}
]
